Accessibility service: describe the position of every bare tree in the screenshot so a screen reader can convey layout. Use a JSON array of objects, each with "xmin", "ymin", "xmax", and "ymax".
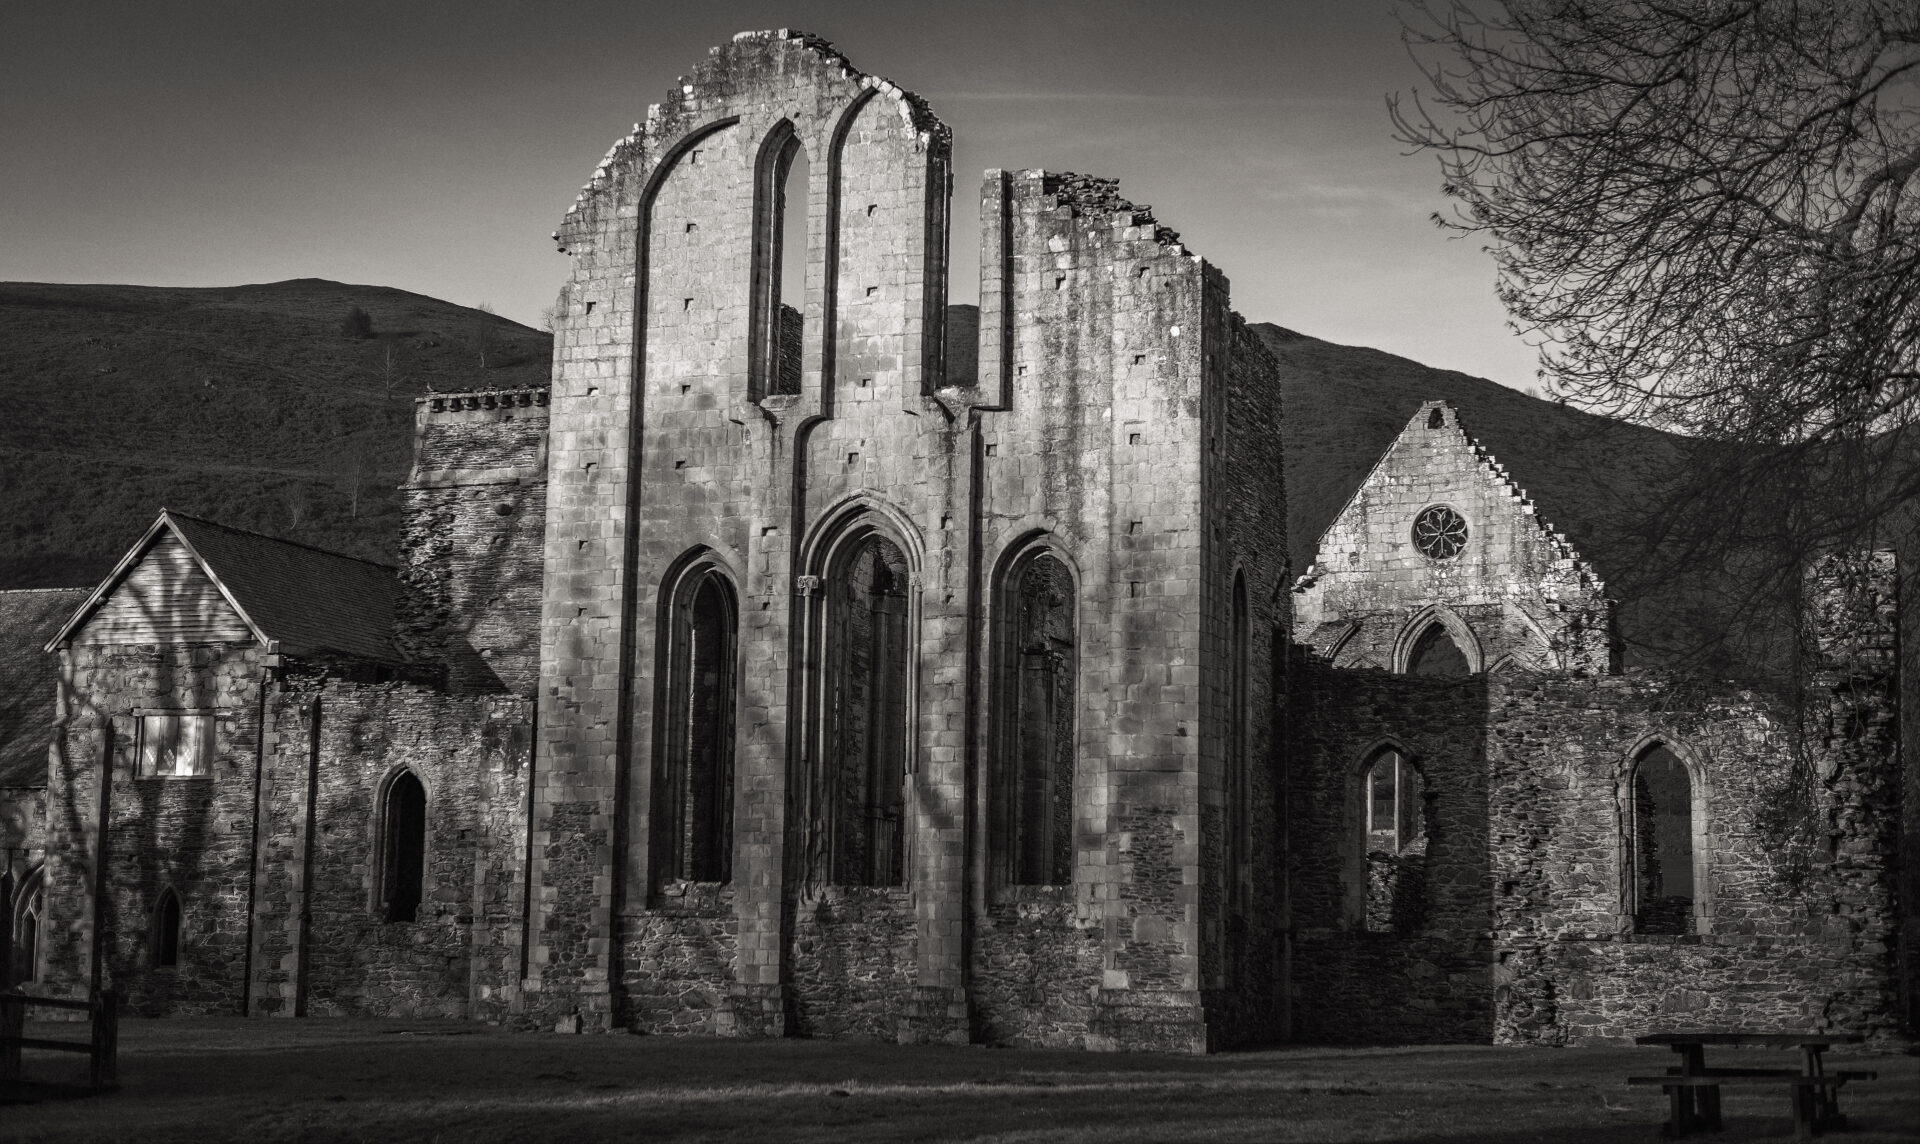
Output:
[{"xmin": 1394, "ymin": 0, "xmax": 1920, "ymax": 673}]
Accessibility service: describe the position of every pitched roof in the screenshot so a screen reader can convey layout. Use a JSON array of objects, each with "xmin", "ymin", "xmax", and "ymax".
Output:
[
  {"xmin": 0, "ymin": 587, "xmax": 91, "ymax": 788},
  {"xmin": 47, "ymin": 510, "xmax": 404, "ymax": 664}
]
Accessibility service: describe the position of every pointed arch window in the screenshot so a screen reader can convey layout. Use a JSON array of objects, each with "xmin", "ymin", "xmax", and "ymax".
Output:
[
  {"xmin": 10, "ymin": 867, "xmax": 43, "ymax": 985},
  {"xmin": 1362, "ymin": 747, "xmax": 1429, "ymax": 933},
  {"xmin": 382, "ymin": 771, "xmax": 427, "ymax": 923},
  {"xmin": 151, "ymin": 887, "xmax": 182, "ymax": 969},
  {"xmin": 656, "ymin": 565, "xmax": 738, "ymax": 886},
  {"xmin": 1406, "ymin": 623, "xmax": 1472, "ymax": 678},
  {"xmin": 992, "ymin": 549, "xmax": 1076, "ymax": 887},
  {"xmin": 1630, "ymin": 743, "xmax": 1698, "ymax": 934},
  {"xmin": 752, "ymin": 123, "xmax": 808, "ymax": 399},
  {"xmin": 823, "ymin": 533, "xmax": 912, "ymax": 887}
]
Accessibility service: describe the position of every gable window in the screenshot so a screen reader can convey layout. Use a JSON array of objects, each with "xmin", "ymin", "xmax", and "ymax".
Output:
[
  {"xmin": 1363, "ymin": 748, "xmax": 1429, "ymax": 933},
  {"xmin": 382, "ymin": 771, "xmax": 428, "ymax": 923},
  {"xmin": 1412, "ymin": 505, "xmax": 1468, "ymax": 561},
  {"xmin": 1630, "ymin": 743, "xmax": 1698, "ymax": 934},
  {"xmin": 151, "ymin": 887, "xmax": 182, "ymax": 969},
  {"xmin": 137, "ymin": 712, "xmax": 214, "ymax": 777}
]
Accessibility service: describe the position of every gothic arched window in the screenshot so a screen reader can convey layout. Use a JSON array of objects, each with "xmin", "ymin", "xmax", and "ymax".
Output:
[
  {"xmin": 382, "ymin": 771, "xmax": 427, "ymax": 923},
  {"xmin": 152, "ymin": 887, "xmax": 182, "ymax": 969},
  {"xmin": 992, "ymin": 550, "xmax": 1076, "ymax": 887},
  {"xmin": 1362, "ymin": 748, "xmax": 1428, "ymax": 933},
  {"xmin": 1631, "ymin": 743, "xmax": 1697, "ymax": 934},
  {"xmin": 1406, "ymin": 623, "xmax": 1473, "ymax": 678},
  {"xmin": 825, "ymin": 534, "xmax": 911, "ymax": 887},
  {"xmin": 657, "ymin": 566, "xmax": 738, "ymax": 885}
]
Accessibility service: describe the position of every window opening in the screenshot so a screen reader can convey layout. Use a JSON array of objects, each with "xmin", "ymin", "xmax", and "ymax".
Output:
[
  {"xmin": 10, "ymin": 871, "xmax": 43, "ymax": 985},
  {"xmin": 383, "ymin": 771, "xmax": 427, "ymax": 923},
  {"xmin": 1631, "ymin": 744, "xmax": 1694, "ymax": 934},
  {"xmin": 657, "ymin": 569, "xmax": 737, "ymax": 885},
  {"xmin": 826, "ymin": 536, "xmax": 911, "ymax": 886},
  {"xmin": 152, "ymin": 887, "xmax": 182, "ymax": 969},
  {"xmin": 138, "ymin": 713, "xmax": 214, "ymax": 777},
  {"xmin": 1412, "ymin": 505, "xmax": 1468, "ymax": 560},
  {"xmin": 1406, "ymin": 623, "xmax": 1472, "ymax": 677},
  {"xmin": 754, "ymin": 129, "xmax": 808, "ymax": 399},
  {"xmin": 1363, "ymin": 749, "xmax": 1428, "ymax": 933},
  {"xmin": 993, "ymin": 552, "xmax": 1076, "ymax": 886}
]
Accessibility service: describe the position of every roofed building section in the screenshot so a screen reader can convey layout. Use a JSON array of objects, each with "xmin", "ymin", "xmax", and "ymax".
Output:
[
  {"xmin": 47, "ymin": 510, "xmax": 404, "ymax": 664},
  {"xmin": 0, "ymin": 588, "xmax": 90, "ymax": 788}
]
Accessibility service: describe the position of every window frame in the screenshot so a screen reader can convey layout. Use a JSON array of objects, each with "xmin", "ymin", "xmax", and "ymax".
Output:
[
  {"xmin": 1620, "ymin": 737, "xmax": 1712, "ymax": 936},
  {"xmin": 133, "ymin": 709, "xmax": 219, "ymax": 779}
]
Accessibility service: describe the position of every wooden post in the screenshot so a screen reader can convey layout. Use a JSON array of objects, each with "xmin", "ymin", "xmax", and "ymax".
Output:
[
  {"xmin": 0, "ymin": 992, "xmax": 23, "ymax": 1080},
  {"xmin": 89, "ymin": 988, "xmax": 118, "ymax": 1088}
]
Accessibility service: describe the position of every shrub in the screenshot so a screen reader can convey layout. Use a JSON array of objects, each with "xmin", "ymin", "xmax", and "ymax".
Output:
[{"xmin": 340, "ymin": 305, "xmax": 374, "ymax": 339}]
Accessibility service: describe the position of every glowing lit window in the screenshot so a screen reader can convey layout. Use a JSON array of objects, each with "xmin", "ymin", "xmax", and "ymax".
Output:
[{"xmin": 137, "ymin": 714, "xmax": 214, "ymax": 778}]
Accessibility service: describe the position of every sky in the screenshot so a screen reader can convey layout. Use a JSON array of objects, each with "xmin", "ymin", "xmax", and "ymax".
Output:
[{"xmin": 0, "ymin": 0, "xmax": 1545, "ymax": 393}]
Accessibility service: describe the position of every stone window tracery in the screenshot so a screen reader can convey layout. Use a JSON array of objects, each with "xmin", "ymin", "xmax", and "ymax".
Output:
[
  {"xmin": 382, "ymin": 771, "xmax": 427, "ymax": 923},
  {"xmin": 992, "ymin": 550, "xmax": 1076, "ymax": 887},
  {"xmin": 10, "ymin": 867, "xmax": 43, "ymax": 985},
  {"xmin": 1412, "ymin": 505, "xmax": 1468, "ymax": 561},
  {"xmin": 656, "ymin": 567, "xmax": 737, "ymax": 887}
]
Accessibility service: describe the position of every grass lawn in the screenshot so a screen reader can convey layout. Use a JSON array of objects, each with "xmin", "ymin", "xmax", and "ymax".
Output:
[{"xmin": 2, "ymin": 1018, "xmax": 1915, "ymax": 1143}]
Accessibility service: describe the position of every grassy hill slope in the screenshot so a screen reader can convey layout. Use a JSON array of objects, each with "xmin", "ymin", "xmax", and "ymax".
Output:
[{"xmin": 0, "ymin": 280, "xmax": 551, "ymax": 588}]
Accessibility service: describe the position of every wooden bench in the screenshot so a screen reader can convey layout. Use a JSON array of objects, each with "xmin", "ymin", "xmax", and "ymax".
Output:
[{"xmin": 0, "ymin": 989, "xmax": 119, "ymax": 1091}]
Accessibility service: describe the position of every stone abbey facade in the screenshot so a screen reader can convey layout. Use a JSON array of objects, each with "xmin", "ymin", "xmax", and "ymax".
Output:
[{"xmin": 3, "ymin": 32, "xmax": 1910, "ymax": 1050}]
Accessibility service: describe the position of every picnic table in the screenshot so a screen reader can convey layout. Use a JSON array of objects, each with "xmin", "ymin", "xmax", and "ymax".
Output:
[{"xmin": 1629, "ymin": 1031, "xmax": 1872, "ymax": 1141}]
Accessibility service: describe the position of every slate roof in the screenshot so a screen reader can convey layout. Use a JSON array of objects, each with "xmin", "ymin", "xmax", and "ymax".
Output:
[
  {"xmin": 48, "ymin": 510, "xmax": 405, "ymax": 665},
  {"xmin": 0, "ymin": 587, "xmax": 90, "ymax": 788}
]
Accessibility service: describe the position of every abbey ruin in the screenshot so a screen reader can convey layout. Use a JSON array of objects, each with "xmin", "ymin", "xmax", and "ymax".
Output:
[{"xmin": 2, "ymin": 31, "xmax": 1910, "ymax": 1051}]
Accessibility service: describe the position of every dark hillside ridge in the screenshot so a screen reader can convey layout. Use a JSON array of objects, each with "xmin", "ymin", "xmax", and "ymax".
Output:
[{"xmin": 0, "ymin": 280, "xmax": 550, "ymax": 587}]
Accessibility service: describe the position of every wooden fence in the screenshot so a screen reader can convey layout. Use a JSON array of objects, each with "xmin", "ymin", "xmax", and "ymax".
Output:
[{"xmin": 0, "ymin": 988, "xmax": 118, "ymax": 1089}]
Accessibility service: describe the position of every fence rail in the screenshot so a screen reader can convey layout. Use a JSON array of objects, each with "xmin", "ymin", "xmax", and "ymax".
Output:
[{"xmin": 0, "ymin": 988, "xmax": 118, "ymax": 1089}]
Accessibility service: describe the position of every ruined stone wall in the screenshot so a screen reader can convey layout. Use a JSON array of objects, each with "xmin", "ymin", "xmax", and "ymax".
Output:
[
  {"xmin": 38, "ymin": 642, "xmax": 265, "ymax": 1015},
  {"xmin": 538, "ymin": 30, "xmax": 954, "ymax": 1034},
  {"xmin": 1288, "ymin": 592, "xmax": 1903, "ymax": 1045},
  {"xmin": 1292, "ymin": 402, "xmax": 1610, "ymax": 675},
  {"xmin": 1285, "ymin": 659, "xmax": 1495, "ymax": 1044},
  {"xmin": 248, "ymin": 676, "xmax": 531, "ymax": 1021},
  {"xmin": 400, "ymin": 388, "xmax": 549, "ymax": 696}
]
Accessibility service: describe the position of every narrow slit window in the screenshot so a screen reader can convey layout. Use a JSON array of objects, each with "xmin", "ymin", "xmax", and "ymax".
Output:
[
  {"xmin": 152, "ymin": 887, "xmax": 182, "ymax": 969},
  {"xmin": 382, "ymin": 772, "xmax": 427, "ymax": 923}
]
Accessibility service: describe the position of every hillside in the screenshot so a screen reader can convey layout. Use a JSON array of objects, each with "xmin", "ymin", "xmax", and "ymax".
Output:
[{"xmin": 0, "ymin": 280, "xmax": 551, "ymax": 588}]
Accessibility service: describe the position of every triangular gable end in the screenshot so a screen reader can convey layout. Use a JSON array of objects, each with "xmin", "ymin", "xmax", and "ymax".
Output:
[
  {"xmin": 44, "ymin": 510, "xmax": 269, "ymax": 652},
  {"xmin": 1292, "ymin": 401, "xmax": 1604, "ymax": 595}
]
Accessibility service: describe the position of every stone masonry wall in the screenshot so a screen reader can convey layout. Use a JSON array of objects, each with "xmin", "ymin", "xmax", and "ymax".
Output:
[
  {"xmin": 250, "ymin": 676, "xmax": 531, "ymax": 1021},
  {"xmin": 400, "ymin": 388, "xmax": 549, "ymax": 696},
  {"xmin": 45, "ymin": 642, "xmax": 266, "ymax": 1015}
]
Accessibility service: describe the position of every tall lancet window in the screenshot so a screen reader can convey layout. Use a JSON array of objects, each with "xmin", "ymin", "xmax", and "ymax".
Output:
[
  {"xmin": 657, "ymin": 567, "xmax": 738, "ymax": 885},
  {"xmin": 993, "ymin": 551, "xmax": 1077, "ymax": 887},
  {"xmin": 752, "ymin": 124, "xmax": 808, "ymax": 398},
  {"xmin": 826, "ymin": 535, "xmax": 911, "ymax": 887}
]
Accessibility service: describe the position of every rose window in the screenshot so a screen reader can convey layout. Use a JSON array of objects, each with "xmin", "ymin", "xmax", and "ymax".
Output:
[{"xmin": 1412, "ymin": 506, "xmax": 1468, "ymax": 560}]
